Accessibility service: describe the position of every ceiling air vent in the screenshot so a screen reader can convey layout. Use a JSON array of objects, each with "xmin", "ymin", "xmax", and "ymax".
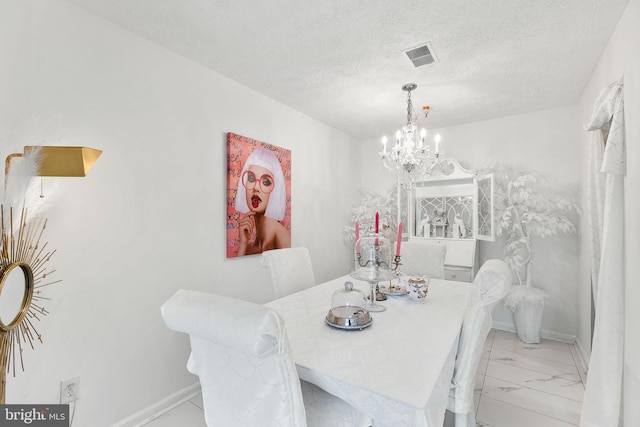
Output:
[{"xmin": 404, "ymin": 43, "xmax": 437, "ymax": 68}]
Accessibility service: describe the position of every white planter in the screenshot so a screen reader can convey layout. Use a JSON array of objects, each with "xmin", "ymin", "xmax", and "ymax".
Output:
[
  {"xmin": 512, "ymin": 299, "xmax": 544, "ymax": 344},
  {"xmin": 504, "ymin": 285, "xmax": 547, "ymax": 344}
]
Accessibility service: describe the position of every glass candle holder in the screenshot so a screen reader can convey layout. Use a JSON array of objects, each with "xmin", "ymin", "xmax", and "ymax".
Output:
[
  {"xmin": 354, "ymin": 233, "xmax": 393, "ymax": 278},
  {"xmin": 351, "ymin": 233, "xmax": 395, "ymax": 312}
]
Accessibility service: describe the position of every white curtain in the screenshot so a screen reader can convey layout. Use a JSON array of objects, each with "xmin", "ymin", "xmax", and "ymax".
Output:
[{"xmin": 581, "ymin": 77, "xmax": 626, "ymax": 427}]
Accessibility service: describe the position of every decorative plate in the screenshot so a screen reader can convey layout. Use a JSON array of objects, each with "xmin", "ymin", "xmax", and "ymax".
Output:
[{"xmin": 379, "ymin": 281, "xmax": 407, "ymax": 296}]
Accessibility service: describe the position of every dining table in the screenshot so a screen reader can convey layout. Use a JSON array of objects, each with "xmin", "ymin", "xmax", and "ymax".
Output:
[{"xmin": 264, "ymin": 273, "xmax": 474, "ymax": 427}]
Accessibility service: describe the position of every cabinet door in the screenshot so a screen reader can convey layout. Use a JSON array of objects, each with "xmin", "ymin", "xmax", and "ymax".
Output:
[
  {"xmin": 474, "ymin": 173, "xmax": 495, "ymax": 241},
  {"xmin": 444, "ymin": 268, "xmax": 473, "ymax": 282},
  {"xmin": 431, "ymin": 239, "xmax": 476, "ymax": 267}
]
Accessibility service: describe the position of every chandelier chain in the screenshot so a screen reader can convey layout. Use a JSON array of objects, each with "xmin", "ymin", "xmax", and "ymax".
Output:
[{"xmin": 406, "ymin": 90, "xmax": 413, "ymax": 126}]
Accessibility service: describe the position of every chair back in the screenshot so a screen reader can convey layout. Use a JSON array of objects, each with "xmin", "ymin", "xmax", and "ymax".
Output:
[
  {"xmin": 399, "ymin": 240, "xmax": 446, "ymax": 279},
  {"xmin": 448, "ymin": 259, "xmax": 512, "ymax": 424},
  {"xmin": 261, "ymin": 247, "xmax": 316, "ymax": 298},
  {"xmin": 161, "ymin": 290, "xmax": 307, "ymax": 427}
]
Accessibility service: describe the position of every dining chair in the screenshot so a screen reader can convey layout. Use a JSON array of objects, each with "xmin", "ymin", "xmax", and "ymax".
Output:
[
  {"xmin": 399, "ymin": 240, "xmax": 447, "ymax": 279},
  {"xmin": 161, "ymin": 289, "xmax": 370, "ymax": 427},
  {"xmin": 447, "ymin": 259, "xmax": 512, "ymax": 427},
  {"xmin": 261, "ymin": 247, "xmax": 316, "ymax": 298}
]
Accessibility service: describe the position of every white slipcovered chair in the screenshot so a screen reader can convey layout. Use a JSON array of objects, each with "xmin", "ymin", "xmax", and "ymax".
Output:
[
  {"xmin": 261, "ymin": 247, "xmax": 316, "ymax": 298},
  {"xmin": 447, "ymin": 259, "xmax": 512, "ymax": 427},
  {"xmin": 161, "ymin": 289, "xmax": 369, "ymax": 427},
  {"xmin": 399, "ymin": 240, "xmax": 447, "ymax": 279}
]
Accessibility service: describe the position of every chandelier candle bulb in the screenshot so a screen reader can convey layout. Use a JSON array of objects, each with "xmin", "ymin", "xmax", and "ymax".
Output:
[
  {"xmin": 435, "ymin": 134, "xmax": 441, "ymax": 153},
  {"xmin": 382, "ymin": 136, "xmax": 388, "ymax": 154}
]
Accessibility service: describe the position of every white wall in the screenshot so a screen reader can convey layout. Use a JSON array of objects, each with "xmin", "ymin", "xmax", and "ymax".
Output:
[
  {"xmin": 576, "ymin": 0, "xmax": 640, "ymax": 424},
  {"xmin": 0, "ymin": 0, "xmax": 361, "ymax": 425},
  {"xmin": 360, "ymin": 106, "xmax": 581, "ymax": 341}
]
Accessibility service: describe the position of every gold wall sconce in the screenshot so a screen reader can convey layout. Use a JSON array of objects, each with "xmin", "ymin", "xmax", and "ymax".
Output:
[
  {"xmin": 5, "ymin": 145, "xmax": 102, "ymax": 182},
  {"xmin": 0, "ymin": 145, "xmax": 101, "ymax": 403}
]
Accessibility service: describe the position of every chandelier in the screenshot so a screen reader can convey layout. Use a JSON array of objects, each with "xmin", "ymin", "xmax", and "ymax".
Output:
[{"xmin": 379, "ymin": 83, "xmax": 443, "ymax": 186}]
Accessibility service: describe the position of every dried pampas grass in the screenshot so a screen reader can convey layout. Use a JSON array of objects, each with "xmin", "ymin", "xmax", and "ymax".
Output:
[
  {"xmin": 1, "ymin": 114, "xmax": 64, "ymax": 216},
  {"xmin": 1, "ymin": 144, "xmax": 62, "ymax": 231},
  {"xmin": 3, "ymin": 145, "xmax": 42, "ymax": 207}
]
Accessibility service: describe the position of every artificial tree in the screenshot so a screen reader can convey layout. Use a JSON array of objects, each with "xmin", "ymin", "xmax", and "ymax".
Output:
[
  {"xmin": 489, "ymin": 163, "xmax": 580, "ymax": 343},
  {"xmin": 343, "ymin": 188, "xmax": 398, "ymax": 246}
]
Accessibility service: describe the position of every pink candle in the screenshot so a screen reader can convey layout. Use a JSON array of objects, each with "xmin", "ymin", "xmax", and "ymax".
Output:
[
  {"xmin": 355, "ymin": 221, "xmax": 360, "ymax": 252},
  {"xmin": 375, "ymin": 212, "xmax": 379, "ymax": 234},
  {"xmin": 396, "ymin": 222, "xmax": 403, "ymax": 256}
]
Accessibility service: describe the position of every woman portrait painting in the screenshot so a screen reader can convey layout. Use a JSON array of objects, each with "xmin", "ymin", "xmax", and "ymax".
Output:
[{"xmin": 226, "ymin": 133, "xmax": 291, "ymax": 258}]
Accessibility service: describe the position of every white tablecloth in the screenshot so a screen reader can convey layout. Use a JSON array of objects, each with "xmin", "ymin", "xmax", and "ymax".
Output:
[{"xmin": 265, "ymin": 275, "xmax": 473, "ymax": 427}]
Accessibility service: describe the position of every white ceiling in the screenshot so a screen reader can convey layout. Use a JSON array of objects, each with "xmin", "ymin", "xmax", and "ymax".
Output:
[{"xmin": 66, "ymin": 0, "xmax": 629, "ymax": 140}]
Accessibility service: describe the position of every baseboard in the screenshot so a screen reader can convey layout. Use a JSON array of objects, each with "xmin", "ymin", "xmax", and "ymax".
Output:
[
  {"xmin": 539, "ymin": 329, "xmax": 576, "ymax": 343},
  {"xmin": 574, "ymin": 337, "xmax": 590, "ymax": 374},
  {"xmin": 111, "ymin": 382, "xmax": 201, "ymax": 427},
  {"xmin": 491, "ymin": 320, "xmax": 577, "ymax": 343},
  {"xmin": 492, "ymin": 319, "xmax": 516, "ymax": 333}
]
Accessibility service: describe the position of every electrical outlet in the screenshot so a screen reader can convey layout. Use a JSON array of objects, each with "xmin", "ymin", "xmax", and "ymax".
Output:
[{"xmin": 60, "ymin": 376, "xmax": 80, "ymax": 404}]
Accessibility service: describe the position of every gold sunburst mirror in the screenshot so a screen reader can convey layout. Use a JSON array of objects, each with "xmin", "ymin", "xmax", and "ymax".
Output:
[
  {"xmin": 0, "ymin": 144, "xmax": 101, "ymax": 403},
  {"xmin": 0, "ymin": 206, "xmax": 56, "ymax": 403}
]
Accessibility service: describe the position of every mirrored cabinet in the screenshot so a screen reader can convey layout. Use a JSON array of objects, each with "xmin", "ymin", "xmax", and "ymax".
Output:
[{"xmin": 401, "ymin": 158, "xmax": 494, "ymax": 282}]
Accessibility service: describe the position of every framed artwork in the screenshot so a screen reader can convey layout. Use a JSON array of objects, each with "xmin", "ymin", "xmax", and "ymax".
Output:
[{"xmin": 226, "ymin": 132, "xmax": 291, "ymax": 258}]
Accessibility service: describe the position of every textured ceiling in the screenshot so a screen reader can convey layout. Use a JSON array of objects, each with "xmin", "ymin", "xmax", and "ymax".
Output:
[{"xmin": 65, "ymin": 0, "xmax": 629, "ymax": 140}]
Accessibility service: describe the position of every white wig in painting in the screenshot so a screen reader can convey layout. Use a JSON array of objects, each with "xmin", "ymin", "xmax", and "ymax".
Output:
[{"xmin": 234, "ymin": 147, "xmax": 287, "ymax": 221}]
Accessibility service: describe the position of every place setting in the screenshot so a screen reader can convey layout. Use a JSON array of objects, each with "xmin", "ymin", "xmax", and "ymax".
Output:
[
  {"xmin": 379, "ymin": 275, "xmax": 430, "ymax": 301},
  {"xmin": 378, "ymin": 278, "xmax": 406, "ymax": 296}
]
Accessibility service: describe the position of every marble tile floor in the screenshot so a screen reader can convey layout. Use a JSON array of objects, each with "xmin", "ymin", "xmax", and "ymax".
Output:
[
  {"xmin": 140, "ymin": 329, "xmax": 585, "ymax": 427},
  {"xmin": 444, "ymin": 329, "xmax": 585, "ymax": 427}
]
